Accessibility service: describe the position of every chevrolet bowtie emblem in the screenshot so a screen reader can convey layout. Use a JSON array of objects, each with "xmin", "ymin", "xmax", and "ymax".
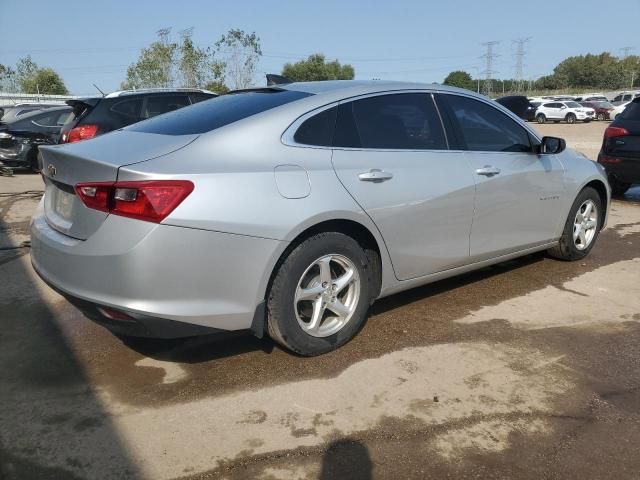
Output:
[{"xmin": 47, "ymin": 164, "xmax": 57, "ymax": 177}]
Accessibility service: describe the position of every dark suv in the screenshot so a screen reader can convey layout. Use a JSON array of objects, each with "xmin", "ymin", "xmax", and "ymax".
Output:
[
  {"xmin": 598, "ymin": 98, "xmax": 640, "ymax": 195},
  {"xmin": 495, "ymin": 96, "xmax": 536, "ymax": 121},
  {"xmin": 59, "ymin": 88, "xmax": 216, "ymax": 144}
]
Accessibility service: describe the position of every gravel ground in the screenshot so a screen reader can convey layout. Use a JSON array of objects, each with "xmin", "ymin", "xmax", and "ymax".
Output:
[{"xmin": 1, "ymin": 122, "xmax": 640, "ymax": 480}]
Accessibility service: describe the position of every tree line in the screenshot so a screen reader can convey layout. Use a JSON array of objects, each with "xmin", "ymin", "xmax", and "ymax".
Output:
[
  {"xmin": 0, "ymin": 57, "xmax": 68, "ymax": 95},
  {"xmin": 3, "ymin": 39, "xmax": 638, "ymax": 96},
  {"xmin": 445, "ymin": 52, "xmax": 640, "ymax": 95}
]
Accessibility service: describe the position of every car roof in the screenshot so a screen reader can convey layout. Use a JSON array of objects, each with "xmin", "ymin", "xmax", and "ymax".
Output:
[{"xmin": 277, "ymin": 80, "xmax": 473, "ymax": 98}]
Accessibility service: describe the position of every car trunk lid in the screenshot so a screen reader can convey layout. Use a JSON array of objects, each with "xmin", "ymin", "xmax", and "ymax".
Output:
[{"xmin": 39, "ymin": 130, "xmax": 198, "ymax": 239}]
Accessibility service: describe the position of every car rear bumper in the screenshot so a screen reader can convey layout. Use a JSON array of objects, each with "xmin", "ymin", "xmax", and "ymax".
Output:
[
  {"xmin": 599, "ymin": 156, "xmax": 640, "ymax": 184},
  {"xmin": 0, "ymin": 143, "xmax": 30, "ymax": 167},
  {"xmin": 30, "ymin": 200, "xmax": 284, "ymax": 337}
]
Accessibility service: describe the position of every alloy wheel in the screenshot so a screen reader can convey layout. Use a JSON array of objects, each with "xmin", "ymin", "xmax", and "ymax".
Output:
[
  {"xmin": 573, "ymin": 200, "xmax": 598, "ymax": 251},
  {"xmin": 294, "ymin": 254, "xmax": 360, "ymax": 338}
]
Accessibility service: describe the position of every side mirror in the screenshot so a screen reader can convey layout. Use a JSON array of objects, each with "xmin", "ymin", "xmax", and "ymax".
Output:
[{"xmin": 539, "ymin": 136, "xmax": 566, "ymax": 154}]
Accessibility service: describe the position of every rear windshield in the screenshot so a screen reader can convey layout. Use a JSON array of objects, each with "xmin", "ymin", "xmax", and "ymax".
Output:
[
  {"xmin": 620, "ymin": 101, "xmax": 640, "ymax": 120},
  {"xmin": 127, "ymin": 89, "xmax": 312, "ymax": 135}
]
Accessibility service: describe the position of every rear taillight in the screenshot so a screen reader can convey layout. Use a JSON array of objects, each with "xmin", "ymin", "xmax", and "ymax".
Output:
[
  {"xmin": 604, "ymin": 126, "xmax": 629, "ymax": 138},
  {"xmin": 597, "ymin": 154, "xmax": 622, "ymax": 164},
  {"xmin": 75, "ymin": 180, "xmax": 194, "ymax": 223},
  {"xmin": 64, "ymin": 124, "xmax": 98, "ymax": 143}
]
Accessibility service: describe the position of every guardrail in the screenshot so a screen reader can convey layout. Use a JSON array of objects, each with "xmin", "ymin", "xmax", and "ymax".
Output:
[{"xmin": 0, "ymin": 91, "xmax": 81, "ymax": 107}]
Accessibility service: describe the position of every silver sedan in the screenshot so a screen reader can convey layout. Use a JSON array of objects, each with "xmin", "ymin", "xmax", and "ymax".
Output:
[{"xmin": 31, "ymin": 81, "xmax": 610, "ymax": 356}]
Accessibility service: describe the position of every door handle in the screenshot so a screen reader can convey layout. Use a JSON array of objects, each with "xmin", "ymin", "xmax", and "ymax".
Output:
[
  {"xmin": 358, "ymin": 169, "xmax": 393, "ymax": 182},
  {"xmin": 475, "ymin": 166, "xmax": 501, "ymax": 176}
]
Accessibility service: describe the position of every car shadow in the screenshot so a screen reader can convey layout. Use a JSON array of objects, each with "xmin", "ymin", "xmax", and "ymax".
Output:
[
  {"xmin": 119, "ymin": 251, "xmax": 546, "ymax": 364},
  {"xmin": 0, "ymin": 193, "xmax": 139, "ymax": 479}
]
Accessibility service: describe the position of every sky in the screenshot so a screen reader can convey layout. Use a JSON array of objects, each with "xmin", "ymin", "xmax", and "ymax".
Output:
[{"xmin": 1, "ymin": 0, "xmax": 638, "ymax": 95}]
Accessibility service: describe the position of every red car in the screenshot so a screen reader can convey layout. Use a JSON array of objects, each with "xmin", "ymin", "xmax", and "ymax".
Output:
[{"xmin": 579, "ymin": 101, "xmax": 614, "ymax": 121}]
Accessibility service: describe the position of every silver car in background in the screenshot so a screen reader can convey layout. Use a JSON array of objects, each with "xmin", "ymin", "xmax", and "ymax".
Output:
[{"xmin": 31, "ymin": 81, "xmax": 610, "ymax": 356}]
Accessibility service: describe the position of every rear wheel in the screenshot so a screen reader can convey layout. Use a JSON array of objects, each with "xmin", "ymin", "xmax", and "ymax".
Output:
[
  {"xmin": 609, "ymin": 177, "xmax": 631, "ymax": 196},
  {"xmin": 566, "ymin": 113, "xmax": 576, "ymax": 124},
  {"xmin": 267, "ymin": 232, "xmax": 372, "ymax": 356},
  {"xmin": 536, "ymin": 114, "xmax": 546, "ymax": 124},
  {"xmin": 597, "ymin": 112, "xmax": 605, "ymax": 121},
  {"xmin": 548, "ymin": 187, "xmax": 602, "ymax": 261}
]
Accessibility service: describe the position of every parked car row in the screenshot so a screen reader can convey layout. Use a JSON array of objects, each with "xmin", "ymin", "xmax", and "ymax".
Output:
[
  {"xmin": 0, "ymin": 88, "xmax": 217, "ymax": 172},
  {"xmin": 497, "ymin": 93, "xmax": 636, "ymax": 124}
]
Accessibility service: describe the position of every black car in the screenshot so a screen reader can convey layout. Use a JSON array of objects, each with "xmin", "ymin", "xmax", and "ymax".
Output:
[
  {"xmin": 495, "ymin": 95, "xmax": 536, "ymax": 121},
  {"xmin": 59, "ymin": 88, "xmax": 216, "ymax": 144},
  {"xmin": 0, "ymin": 103, "xmax": 66, "ymax": 123},
  {"xmin": 0, "ymin": 106, "xmax": 72, "ymax": 171},
  {"xmin": 597, "ymin": 98, "xmax": 640, "ymax": 195}
]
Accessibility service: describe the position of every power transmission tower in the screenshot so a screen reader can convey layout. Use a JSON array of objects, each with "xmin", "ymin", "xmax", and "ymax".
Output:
[
  {"xmin": 513, "ymin": 37, "xmax": 531, "ymax": 93},
  {"xmin": 179, "ymin": 26, "xmax": 194, "ymax": 40},
  {"xmin": 620, "ymin": 46, "xmax": 635, "ymax": 58},
  {"xmin": 481, "ymin": 41, "xmax": 500, "ymax": 96},
  {"xmin": 157, "ymin": 27, "xmax": 172, "ymax": 44}
]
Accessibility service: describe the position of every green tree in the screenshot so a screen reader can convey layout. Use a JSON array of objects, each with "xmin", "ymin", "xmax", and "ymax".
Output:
[
  {"xmin": 0, "ymin": 64, "xmax": 17, "ymax": 92},
  {"xmin": 12, "ymin": 56, "xmax": 68, "ymax": 94},
  {"xmin": 204, "ymin": 80, "xmax": 229, "ymax": 94},
  {"xmin": 213, "ymin": 29, "xmax": 262, "ymax": 89},
  {"xmin": 179, "ymin": 35, "xmax": 219, "ymax": 88},
  {"xmin": 122, "ymin": 38, "xmax": 178, "ymax": 89},
  {"xmin": 282, "ymin": 54, "xmax": 354, "ymax": 82},
  {"xmin": 28, "ymin": 68, "xmax": 69, "ymax": 94},
  {"xmin": 16, "ymin": 55, "xmax": 39, "ymax": 91},
  {"xmin": 443, "ymin": 70, "xmax": 475, "ymax": 91}
]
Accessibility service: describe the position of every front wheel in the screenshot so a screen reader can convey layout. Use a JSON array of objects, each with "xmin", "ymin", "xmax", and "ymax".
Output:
[
  {"xmin": 536, "ymin": 114, "xmax": 546, "ymax": 124},
  {"xmin": 267, "ymin": 232, "xmax": 372, "ymax": 356},
  {"xmin": 566, "ymin": 113, "xmax": 576, "ymax": 124},
  {"xmin": 548, "ymin": 187, "xmax": 602, "ymax": 261}
]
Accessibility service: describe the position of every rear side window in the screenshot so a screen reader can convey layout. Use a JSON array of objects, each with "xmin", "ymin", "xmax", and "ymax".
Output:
[
  {"xmin": 142, "ymin": 95, "xmax": 190, "ymax": 119},
  {"xmin": 620, "ymin": 100, "xmax": 640, "ymax": 120},
  {"xmin": 110, "ymin": 99, "xmax": 142, "ymax": 122},
  {"xmin": 443, "ymin": 94, "xmax": 532, "ymax": 153},
  {"xmin": 333, "ymin": 93, "xmax": 447, "ymax": 150},
  {"xmin": 294, "ymin": 106, "xmax": 337, "ymax": 146},
  {"xmin": 128, "ymin": 90, "xmax": 312, "ymax": 135}
]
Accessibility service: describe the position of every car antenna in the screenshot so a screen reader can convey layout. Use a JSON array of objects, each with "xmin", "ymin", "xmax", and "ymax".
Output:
[{"xmin": 92, "ymin": 83, "xmax": 106, "ymax": 97}]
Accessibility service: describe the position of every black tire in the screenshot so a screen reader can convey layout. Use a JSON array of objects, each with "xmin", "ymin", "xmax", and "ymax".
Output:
[
  {"xmin": 609, "ymin": 177, "xmax": 631, "ymax": 196},
  {"xmin": 566, "ymin": 113, "xmax": 576, "ymax": 124},
  {"xmin": 267, "ymin": 232, "xmax": 373, "ymax": 356},
  {"xmin": 28, "ymin": 149, "xmax": 40, "ymax": 173},
  {"xmin": 548, "ymin": 187, "xmax": 603, "ymax": 261},
  {"xmin": 536, "ymin": 114, "xmax": 546, "ymax": 124}
]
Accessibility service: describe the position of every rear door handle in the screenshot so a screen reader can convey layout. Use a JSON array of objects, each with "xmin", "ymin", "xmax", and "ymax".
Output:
[
  {"xmin": 475, "ymin": 166, "xmax": 501, "ymax": 176},
  {"xmin": 358, "ymin": 169, "xmax": 393, "ymax": 182}
]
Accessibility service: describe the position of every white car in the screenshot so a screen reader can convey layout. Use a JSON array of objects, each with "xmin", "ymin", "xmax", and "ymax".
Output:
[
  {"xmin": 535, "ymin": 101, "xmax": 595, "ymax": 124},
  {"xmin": 609, "ymin": 101, "xmax": 631, "ymax": 121},
  {"xmin": 611, "ymin": 92, "xmax": 640, "ymax": 106}
]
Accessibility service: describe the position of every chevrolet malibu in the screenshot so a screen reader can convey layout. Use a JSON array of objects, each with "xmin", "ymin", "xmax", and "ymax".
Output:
[{"xmin": 31, "ymin": 81, "xmax": 610, "ymax": 356}]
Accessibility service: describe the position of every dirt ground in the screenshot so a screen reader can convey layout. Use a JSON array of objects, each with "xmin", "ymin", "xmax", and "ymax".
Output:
[{"xmin": 2, "ymin": 122, "xmax": 640, "ymax": 480}]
